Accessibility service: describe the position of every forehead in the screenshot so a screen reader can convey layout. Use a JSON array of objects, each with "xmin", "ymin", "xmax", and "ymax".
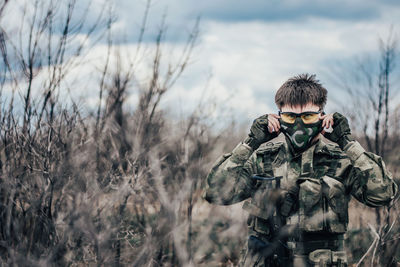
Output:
[{"xmin": 280, "ymin": 103, "xmax": 320, "ymax": 113}]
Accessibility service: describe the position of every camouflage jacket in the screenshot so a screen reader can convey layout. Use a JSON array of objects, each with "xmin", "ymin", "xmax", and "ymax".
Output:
[{"xmin": 204, "ymin": 137, "xmax": 398, "ymax": 234}]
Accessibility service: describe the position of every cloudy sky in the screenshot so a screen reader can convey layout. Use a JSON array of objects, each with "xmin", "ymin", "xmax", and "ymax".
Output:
[
  {"xmin": 107, "ymin": 0, "xmax": 400, "ymax": 123},
  {"xmin": 3, "ymin": 0, "xmax": 400, "ymax": 124}
]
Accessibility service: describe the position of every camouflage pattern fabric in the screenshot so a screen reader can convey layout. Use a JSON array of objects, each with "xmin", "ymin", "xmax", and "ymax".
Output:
[
  {"xmin": 246, "ymin": 114, "xmax": 279, "ymax": 150},
  {"xmin": 279, "ymin": 118, "xmax": 322, "ymax": 151},
  {"xmin": 323, "ymin": 113, "xmax": 351, "ymax": 144},
  {"xmin": 203, "ymin": 137, "xmax": 398, "ymax": 266}
]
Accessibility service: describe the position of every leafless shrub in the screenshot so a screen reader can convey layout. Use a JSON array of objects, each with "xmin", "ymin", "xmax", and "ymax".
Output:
[
  {"xmin": 330, "ymin": 31, "xmax": 400, "ymax": 266},
  {"xmin": 0, "ymin": 0, "xmax": 246, "ymax": 266},
  {"xmin": 3, "ymin": 0, "xmax": 397, "ymax": 266}
]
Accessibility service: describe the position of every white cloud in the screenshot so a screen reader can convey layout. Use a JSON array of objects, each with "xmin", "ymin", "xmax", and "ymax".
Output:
[
  {"xmin": 7, "ymin": 3, "xmax": 397, "ymax": 126},
  {"xmin": 43, "ymin": 15, "xmax": 398, "ymax": 126},
  {"xmin": 174, "ymin": 17, "xmax": 400, "ymax": 121}
]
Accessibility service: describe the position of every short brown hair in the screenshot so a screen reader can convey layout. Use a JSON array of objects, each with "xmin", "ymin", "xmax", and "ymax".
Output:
[{"xmin": 274, "ymin": 74, "xmax": 327, "ymax": 110}]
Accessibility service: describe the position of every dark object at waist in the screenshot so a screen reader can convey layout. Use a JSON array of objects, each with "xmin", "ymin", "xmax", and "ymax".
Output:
[
  {"xmin": 300, "ymin": 232, "xmax": 344, "ymax": 242},
  {"xmin": 289, "ymin": 232, "xmax": 345, "ymax": 255}
]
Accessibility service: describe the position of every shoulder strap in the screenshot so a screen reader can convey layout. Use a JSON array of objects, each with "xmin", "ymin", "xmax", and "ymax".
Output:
[{"xmin": 301, "ymin": 144, "xmax": 315, "ymax": 176}]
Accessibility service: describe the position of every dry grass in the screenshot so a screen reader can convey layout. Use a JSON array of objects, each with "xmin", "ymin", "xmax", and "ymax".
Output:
[{"xmin": 0, "ymin": 0, "xmax": 399, "ymax": 266}]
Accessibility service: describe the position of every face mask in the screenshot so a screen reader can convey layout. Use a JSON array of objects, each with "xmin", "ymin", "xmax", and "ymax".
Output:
[{"xmin": 279, "ymin": 118, "xmax": 322, "ymax": 151}]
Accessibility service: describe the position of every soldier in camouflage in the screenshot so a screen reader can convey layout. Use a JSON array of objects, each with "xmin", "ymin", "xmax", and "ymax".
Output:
[{"xmin": 203, "ymin": 74, "xmax": 398, "ymax": 267}]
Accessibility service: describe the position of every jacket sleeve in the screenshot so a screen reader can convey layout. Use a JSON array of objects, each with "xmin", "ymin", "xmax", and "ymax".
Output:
[
  {"xmin": 203, "ymin": 142, "xmax": 261, "ymax": 205},
  {"xmin": 342, "ymin": 141, "xmax": 398, "ymax": 207}
]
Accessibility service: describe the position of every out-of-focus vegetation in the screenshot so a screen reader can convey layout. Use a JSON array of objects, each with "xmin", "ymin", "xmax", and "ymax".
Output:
[
  {"xmin": 330, "ymin": 30, "xmax": 400, "ymax": 266},
  {"xmin": 0, "ymin": 0, "xmax": 399, "ymax": 266}
]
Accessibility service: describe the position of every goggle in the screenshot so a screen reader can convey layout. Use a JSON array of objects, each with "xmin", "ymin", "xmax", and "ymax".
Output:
[{"xmin": 278, "ymin": 111, "xmax": 321, "ymax": 124}]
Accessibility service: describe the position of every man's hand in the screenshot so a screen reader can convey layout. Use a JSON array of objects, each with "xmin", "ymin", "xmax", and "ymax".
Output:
[
  {"xmin": 321, "ymin": 112, "xmax": 352, "ymax": 148},
  {"xmin": 267, "ymin": 114, "xmax": 281, "ymax": 134},
  {"xmin": 245, "ymin": 114, "xmax": 280, "ymax": 150}
]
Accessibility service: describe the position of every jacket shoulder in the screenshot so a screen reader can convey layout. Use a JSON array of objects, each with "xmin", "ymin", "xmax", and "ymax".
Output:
[
  {"xmin": 316, "ymin": 141, "xmax": 347, "ymax": 158},
  {"xmin": 255, "ymin": 141, "xmax": 284, "ymax": 155}
]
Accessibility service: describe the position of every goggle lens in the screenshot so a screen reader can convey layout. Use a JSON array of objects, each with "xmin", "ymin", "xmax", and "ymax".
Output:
[
  {"xmin": 301, "ymin": 113, "xmax": 319, "ymax": 123},
  {"xmin": 280, "ymin": 113, "xmax": 296, "ymax": 123},
  {"xmin": 280, "ymin": 112, "xmax": 320, "ymax": 124}
]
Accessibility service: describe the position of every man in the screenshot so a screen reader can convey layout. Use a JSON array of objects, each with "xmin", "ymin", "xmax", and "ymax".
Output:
[{"xmin": 203, "ymin": 74, "xmax": 398, "ymax": 267}]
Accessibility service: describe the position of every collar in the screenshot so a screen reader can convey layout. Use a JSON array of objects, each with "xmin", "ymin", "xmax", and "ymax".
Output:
[{"xmin": 283, "ymin": 135, "xmax": 322, "ymax": 159}]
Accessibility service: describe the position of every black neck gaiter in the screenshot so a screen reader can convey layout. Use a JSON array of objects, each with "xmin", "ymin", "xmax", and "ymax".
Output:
[{"xmin": 279, "ymin": 118, "xmax": 322, "ymax": 152}]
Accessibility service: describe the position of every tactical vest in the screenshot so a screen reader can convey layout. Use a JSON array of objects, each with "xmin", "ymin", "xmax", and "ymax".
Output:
[{"xmin": 242, "ymin": 141, "xmax": 349, "ymax": 235}]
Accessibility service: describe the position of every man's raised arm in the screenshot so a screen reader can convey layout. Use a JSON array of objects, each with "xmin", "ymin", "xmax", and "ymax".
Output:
[
  {"xmin": 324, "ymin": 112, "xmax": 398, "ymax": 207},
  {"xmin": 203, "ymin": 114, "xmax": 279, "ymax": 205}
]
